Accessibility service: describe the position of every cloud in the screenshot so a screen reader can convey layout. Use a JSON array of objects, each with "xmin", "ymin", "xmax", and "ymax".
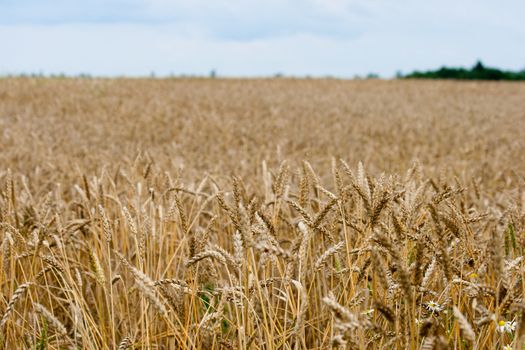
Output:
[
  {"xmin": 0, "ymin": 0, "xmax": 524, "ymax": 76},
  {"xmin": 0, "ymin": 0, "xmax": 369, "ymax": 39},
  {"xmin": 1, "ymin": 20, "xmax": 524, "ymax": 78}
]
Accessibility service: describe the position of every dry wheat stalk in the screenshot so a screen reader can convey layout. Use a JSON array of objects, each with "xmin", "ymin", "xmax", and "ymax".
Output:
[
  {"xmin": 453, "ymin": 306, "xmax": 476, "ymax": 344},
  {"xmin": 314, "ymin": 240, "xmax": 344, "ymax": 272},
  {"xmin": 33, "ymin": 303, "xmax": 69, "ymax": 337},
  {"xmin": 114, "ymin": 251, "xmax": 168, "ymax": 317},
  {"xmin": 0, "ymin": 283, "xmax": 32, "ymax": 331}
]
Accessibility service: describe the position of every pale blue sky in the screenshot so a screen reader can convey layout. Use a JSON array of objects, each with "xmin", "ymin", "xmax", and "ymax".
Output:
[{"xmin": 1, "ymin": 0, "xmax": 524, "ymax": 77}]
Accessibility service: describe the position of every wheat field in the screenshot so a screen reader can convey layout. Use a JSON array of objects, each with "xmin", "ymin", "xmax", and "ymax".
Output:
[{"xmin": 1, "ymin": 78, "xmax": 525, "ymax": 349}]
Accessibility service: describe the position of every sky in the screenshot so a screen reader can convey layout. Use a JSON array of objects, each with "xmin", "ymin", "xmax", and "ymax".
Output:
[{"xmin": 1, "ymin": 0, "xmax": 524, "ymax": 78}]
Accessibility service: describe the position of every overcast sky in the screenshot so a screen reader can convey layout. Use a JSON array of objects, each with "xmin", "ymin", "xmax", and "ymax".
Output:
[{"xmin": 1, "ymin": 0, "xmax": 524, "ymax": 77}]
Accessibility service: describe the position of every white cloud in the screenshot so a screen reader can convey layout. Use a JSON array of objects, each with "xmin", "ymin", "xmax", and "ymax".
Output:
[{"xmin": 0, "ymin": 0, "xmax": 524, "ymax": 76}]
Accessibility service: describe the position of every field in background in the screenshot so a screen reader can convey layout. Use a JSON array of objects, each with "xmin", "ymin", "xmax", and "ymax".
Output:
[{"xmin": 1, "ymin": 78, "xmax": 525, "ymax": 349}]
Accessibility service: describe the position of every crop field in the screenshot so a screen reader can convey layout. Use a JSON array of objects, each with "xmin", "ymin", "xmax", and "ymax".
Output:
[{"xmin": 1, "ymin": 78, "xmax": 525, "ymax": 349}]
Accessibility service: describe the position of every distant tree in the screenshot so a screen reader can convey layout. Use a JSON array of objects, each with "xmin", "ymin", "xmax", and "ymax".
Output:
[
  {"xmin": 403, "ymin": 61, "xmax": 525, "ymax": 81},
  {"xmin": 473, "ymin": 60, "xmax": 484, "ymax": 71}
]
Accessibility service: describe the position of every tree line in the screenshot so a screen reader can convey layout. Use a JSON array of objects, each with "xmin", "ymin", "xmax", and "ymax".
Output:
[{"xmin": 402, "ymin": 61, "xmax": 525, "ymax": 80}]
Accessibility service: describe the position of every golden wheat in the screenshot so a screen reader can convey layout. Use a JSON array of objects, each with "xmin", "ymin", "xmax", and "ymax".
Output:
[{"xmin": 0, "ymin": 78, "xmax": 525, "ymax": 349}]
